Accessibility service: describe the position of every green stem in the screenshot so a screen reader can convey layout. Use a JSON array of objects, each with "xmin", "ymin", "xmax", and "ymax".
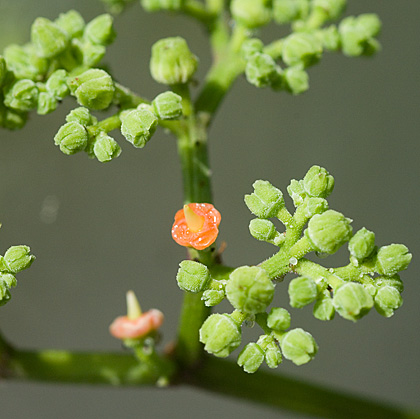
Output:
[
  {"xmin": 188, "ymin": 357, "xmax": 420, "ymax": 419},
  {"xmin": 295, "ymin": 258, "xmax": 344, "ymax": 289}
]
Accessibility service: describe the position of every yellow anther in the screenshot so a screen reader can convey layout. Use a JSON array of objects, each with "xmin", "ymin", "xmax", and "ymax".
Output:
[
  {"xmin": 184, "ymin": 204, "xmax": 205, "ymax": 233},
  {"xmin": 126, "ymin": 290, "xmax": 142, "ymax": 320}
]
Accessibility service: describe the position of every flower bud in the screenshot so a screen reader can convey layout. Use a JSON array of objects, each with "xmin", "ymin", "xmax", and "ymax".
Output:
[
  {"xmin": 245, "ymin": 180, "xmax": 284, "ymax": 219},
  {"xmin": 152, "ymin": 91, "xmax": 183, "ymax": 120},
  {"xmin": 55, "ymin": 10, "xmax": 85, "ymax": 38},
  {"xmin": 0, "ymin": 289, "xmax": 11, "ymax": 306},
  {"xmin": 46, "ymin": 69, "xmax": 70, "ymax": 99},
  {"xmin": 141, "ymin": 0, "xmax": 183, "ymax": 11},
  {"xmin": 150, "ymin": 37, "xmax": 198, "ymax": 85},
  {"xmin": 245, "ymin": 53, "xmax": 282, "ymax": 89},
  {"xmin": 318, "ymin": 26, "xmax": 341, "ymax": 51},
  {"xmin": 283, "ymin": 66, "xmax": 308, "ymax": 95},
  {"xmin": 202, "ymin": 289, "xmax": 225, "ymax": 307},
  {"xmin": 305, "ymin": 210, "xmax": 352, "ymax": 254},
  {"xmin": 66, "ymin": 107, "xmax": 97, "ymax": 126},
  {"xmin": 4, "ymin": 79, "xmax": 39, "ymax": 111},
  {"xmin": 302, "ymin": 165, "xmax": 334, "ymax": 198},
  {"xmin": 280, "ymin": 328, "xmax": 318, "ymax": 365},
  {"xmin": 333, "ymin": 282, "xmax": 373, "ymax": 322},
  {"xmin": 54, "ymin": 121, "xmax": 88, "ymax": 155},
  {"xmin": 237, "ymin": 343, "xmax": 265, "ymax": 373},
  {"xmin": 374, "ymin": 285, "xmax": 403, "ymax": 318},
  {"xmin": 376, "ymin": 275, "xmax": 404, "ymax": 293},
  {"xmin": 176, "ymin": 260, "xmax": 211, "ymax": 293},
  {"xmin": 348, "ymin": 227, "xmax": 375, "ymax": 261},
  {"xmin": 272, "ymin": 0, "xmax": 310, "ymax": 24},
  {"xmin": 120, "ymin": 107, "xmax": 158, "ymax": 148},
  {"xmin": 226, "ymin": 266, "xmax": 274, "ymax": 314},
  {"xmin": 304, "ymin": 197, "xmax": 328, "ymax": 218},
  {"xmin": 282, "ymin": 33, "xmax": 323, "ymax": 68},
  {"xmin": 288, "ymin": 276, "xmax": 318, "ymax": 308},
  {"xmin": 249, "ymin": 219, "xmax": 277, "ymax": 242},
  {"xmin": 313, "ymin": 292, "xmax": 335, "ymax": 320},
  {"xmin": 69, "ymin": 69, "xmax": 114, "ymax": 110},
  {"xmin": 93, "ymin": 131, "xmax": 121, "ymax": 163},
  {"xmin": 199, "ymin": 313, "xmax": 242, "ymax": 358},
  {"xmin": 4, "ymin": 44, "xmax": 48, "ymax": 80},
  {"xmin": 241, "ymin": 38, "xmax": 264, "ymax": 60},
  {"xmin": 287, "ymin": 179, "xmax": 306, "ymax": 207},
  {"xmin": 267, "ymin": 307, "xmax": 291, "ymax": 331},
  {"xmin": 31, "ymin": 17, "xmax": 68, "ymax": 58},
  {"xmin": 312, "ymin": 0, "xmax": 346, "ymax": 21},
  {"xmin": 258, "ymin": 335, "xmax": 282, "ymax": 368},
  {"xmin": 4, "ymin": 246, "xmax": 35, "ymax": 274},
  {"xmin": 73, "ymin": 39, "xmax": 106, "ymax": 67},
  {"xmin": 84, "ymin": 14, "xmax": 115, "ymax": 46},
  {"xmin": 376, "ymin": 244, "xmax": 411, "ymax": 276},
  {"xmin": 230, "ymin": 0, "xmax": 272, "ymax": 29},
  {"xmin": 37, "ymin": 92, "xmax": 57, "ymax": 115},
  {"xmin": 0, "ymin": 272, "xmax": 17, "ymax": 292},
  {"xmin": 0, "ymin": 105, "xmax": 27, "ymax": 130}
]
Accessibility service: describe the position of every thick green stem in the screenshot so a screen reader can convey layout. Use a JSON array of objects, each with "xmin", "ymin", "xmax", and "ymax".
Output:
[{"xmin": 188, "ymin": 357, "xmax": 420, "ymax": 419}]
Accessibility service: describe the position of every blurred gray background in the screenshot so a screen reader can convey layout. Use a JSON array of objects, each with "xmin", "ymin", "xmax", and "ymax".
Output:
[{"xmin": 0, "ymin": 1, "xmax": 419, "ymax": 418}]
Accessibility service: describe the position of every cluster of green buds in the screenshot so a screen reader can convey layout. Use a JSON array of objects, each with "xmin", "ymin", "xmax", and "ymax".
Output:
[
  {"xmin": 0, "ymin": 226, "xmax": 35, "ymax": 306},
  {"xmin": 175, "ymin": 165, "xmax": 411, "ymax": 373},
  {"xmin": 234, "ymin": 0, "xmax": 381, "ymax": 95},
  {"xmin": 0, "ymin": 11, "xmax": 117, "ymax": 130}
]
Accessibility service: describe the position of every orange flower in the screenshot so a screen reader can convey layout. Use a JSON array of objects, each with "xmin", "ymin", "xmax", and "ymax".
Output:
[
  {"xmin": 171, "ymin": 203, "xmax": 221, "ymax": 250},
  {"xmin": 109, "ymin": 290, "xmax": 164, "ymax": 340}
]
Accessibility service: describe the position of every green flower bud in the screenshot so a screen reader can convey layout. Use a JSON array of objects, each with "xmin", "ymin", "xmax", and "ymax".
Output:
[
  {"xmin": 231, "ymin": 0, "xmax": 272, "ymax": 29},
  {"xmin": 4, "ymin": 44, "xmax": 48, "ymax": 80},
  {"xmin": 199, "ymin": 313, "xmax": 242, "ymax": 358},
  {"xmin": 267, "ymin": 307, "xmax": 291, "ymax": 331},
  {"xmin": 241, "ymin": 38, "xmax": 264, "ymax": 60},
  {"xmin": 176, "ymin": 260, "xmax": 211, "ymax": 293},
  {"xmin": 283, "ymin": 66, "xmax": 309, "ymax": 95},
  {"xmin": 249, "ymin": 219, "xmax": 277, "ymax": 242},
  {"xmin": 150, "ymin": 37, "xmax": 198, "ymax": 85},
  {"xmin": 0, "ymin": 289, "xmax": 11, "ymax": 306},
  {"xmin": 152, "ymin": 91, "xmax": 183, "ymax": 120},
  {"xmin": 376, "ymin": 275, "xmax": 404, "ymax": 293},
  {"xmin": 120, "ymin": 107, "xmax": 158, "ymax": 148},
  {"xmin": 4, "ymin": 246, "xmax": 34, "ymax": 274},
  {"xmin": 245, "ymin": 53, "xmax": 282, "ymax": 89},
  {"xmin": 237, "ymin": 343, "xmax": 265, "ymax": 373},
  {"xmin": 4, "ymin": 79, "xmax": 39, "ymax": 111},
  {"xmin": 303, "ymin": 165, "xmax": 334, "ymax": 198},
  {"xmin": 282, "ymin": 33, "xmax": 323, "ymax": 68},
  {"xmin": 0, "ymin": 55, "xmax": 6, "ymax": 87},
  {"xmin": 375, "ymin": 244, "xmax": 412, "ymax": 276},
  {"xmin": 46, "ymin": 69, "xmax": 70, "ymax": 99},
  {"xmin": 31, "ymin": 17, "xmax": 68, "ymax": 58},
  {"xmin": 226, "ymin": 266, "xmax": 274, "ymax": 314},
  {"xmin": 348, "ymin": 227, "xmax": 375, "ymax": 261},
  {"xmin": 305, "ymin": 210, "xmax": 353, "ymax": 254},
  {"xmin": 37, "ymin": 92, "xmax": 57, "ymax": 115},
  {"xmin": 304, "ymin": 197, "xmax": 328, "ymax": 218},
  {"xmin": 0, "ymin": 105, "xmax": 27, "ymax": 130},
  {"xmin": 313, "ymin": 291, "xmax": 335, "ymax": 320},
  {"xmin": 339, "ymin": 15, "xmax": 381, "ymax": 57},
  {"xmin": 0, "ymin": 255, "xmax": 9, "ymax": 272},
  {"xmin": 66, "ymin": 107, "xmax": 97, "ymax": 126},
  {"xmin": 93, "ymin": 131, "xmax": 121, "ymax": 163},
  {"xmin": 272, "ymin": 0, "xmax": 310, "ymax": 24},
  {"xmin": 69, "ymin": 69, "xmax": 114, "ymax": 110},
  {"xmin": 84, "ymin": 14, "xmax": 115, "ymax": 46},
  {"xmin": 288, "ymin": 276, "xmax": 318, "ymax": 308},
  {"xmin": 287, "ymin": 179, "xmax": 306, "ymax": 207},
  {"xmin": 55, "ymin": 10, "xmax": 85, "ymax": 38},
  {"xmin": 318, "ymin": 26, "xmax": 341, "ymax": 51},
  {"xmin": 257, "ymin": 335, "xmax": 282, "ymax": 368},
  {"xmin": 72, "ymin": 39, "xmax": 106, "ymax": 67},
  {"xmin": 245, "ymin": 180, "xmax": 284, "ymax": 219},
  {"xmin": 333, "ymin": 282, "xmax": 373, "ymax": 322},
  {"xmin": 202, "ymin": 289, "xmax": 225, "ymax": 307},
  {"xmin": 374, "ymin": 285, "xmax": 403, "ymax": 318},
  {"xmin": 280, "ymin": 328, "xmax": 318, "ymax": 365},
  {"xmin": 54, "ymin": 121, "xmax": 88, "ymax": 155},
  {"xmin": 0, "ymin": 272, "xmax": 17, "ymax": 290},
  {"xmin": 312, "ymin": 0, "xmax": 346, "ymax": 21},
  {"xmin": 141, "ymin": 0, "xmax": 183, "ymax": 11}
]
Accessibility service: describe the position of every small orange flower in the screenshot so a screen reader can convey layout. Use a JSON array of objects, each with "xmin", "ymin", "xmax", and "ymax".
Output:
[
  {"xmin": 109, "ymin": 290, "xmax": 164, "ymax": 340},
  {"xmin": 171, "ymin": 203, "xmax": 221, "ymax": 250}
]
